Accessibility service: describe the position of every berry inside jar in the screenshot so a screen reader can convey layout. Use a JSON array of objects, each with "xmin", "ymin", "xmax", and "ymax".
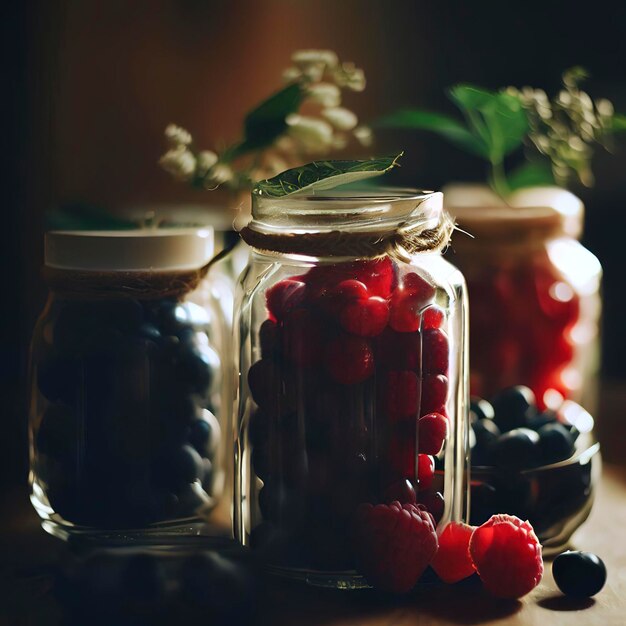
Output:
[{"xmin": 243, "ymin": 256, "xmax": 463, "ymax": 577}]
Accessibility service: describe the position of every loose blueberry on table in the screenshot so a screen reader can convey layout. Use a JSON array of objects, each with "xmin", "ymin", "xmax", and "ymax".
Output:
[
  {"xmin": 247, "ymin": 258, "xmax": 452, "ymax": 577},
  {"xmin": 34, "ymin": 297, "xmax": 222, "ymax": 528}
]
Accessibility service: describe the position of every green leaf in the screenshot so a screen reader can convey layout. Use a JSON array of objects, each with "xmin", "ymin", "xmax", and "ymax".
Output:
[
  {"xmin": 611, "ymin": 114, "xmax": 626, "ymax": 132},
  {"xmin": 376, "ymin": 109, "xmax": 488, "ymax": 157},
  {"xmin": 507, "ymin": 160, "xmax": 555, "ymax": 190},
  {"xmin": 254, "ymin": 154, "xmax": 403, "ymax": 198},
  {"xmin": 449, "ymin": 85, "xmax": 529, "ymax": 163},
  {"xmin": 241, "ymin": 83, "xmax": 304, "ymax": 152}
]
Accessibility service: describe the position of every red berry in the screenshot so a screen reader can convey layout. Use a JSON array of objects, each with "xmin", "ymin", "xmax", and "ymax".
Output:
[
  {"xmin": 417, "ymin": 454, "xmax": 435, "ymax": 490},
  {"xmin": 325, "ymin": 335, "xmax": 374, "ymax": 385},
  {"xmin": 421, "ymin": 374, "xmax": 448, "ymax": 415},
  {"xmin": 422, "ymin": 306, "xmax": 446, "ymax": 330},
  {"xmin": 417, "ymin": 490, "xmax": 445, "ymax": 524},
  {"xmin": 383, "ymin": 479, "xmax": 417, "ymax": 505},
  {"xmin": 418, "ymin": 413, "xmax": 448, "ymax": 455},
  {"xmin": 386, "ymin": 371, "xmax": 419, "ymax": 420},
  {"xmin": 431, "ymin": 521, "xmax": 476, "ymax": 584},
  {"xmin": 402, "ymin": 272, "xmax": 436, "ymax": 302},
  {"xmin": 423, "ymin": 329, "xmax": 449, "ymax": 374},
  {"xmin": 319, "ymin": 279, "xmax": 368, "ymax": 315},
  {"xmin": 353, "ymin": 501, "xmax": 438, "ymax": 593},
  {"xmin": 282, "ymin": 308, "xmax": 325, "ymax": 366},
  {"xmin": 340, "ymin": 297, "xmax": 389, "ymax": 337},
  {"xmin": 389, "ymin": 293, "xmax": 423, "ymax": 333},
  {"xmin": 265, "ymin": 279, "xmax": 306, "ymax": 321},
  {"xmin": 388, "ymin": 424, "xmax": 416, "ymax": 479},
  {"xmin": 469, "ymin": 514, "xmax": 543, "ymax": 598}
]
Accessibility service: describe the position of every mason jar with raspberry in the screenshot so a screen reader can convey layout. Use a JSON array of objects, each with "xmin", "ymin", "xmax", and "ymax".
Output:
[
  {"xmin": 445, "ymin": 185, "xmax": 602, "ymax": 412},
  {"xmin": 233, "ymin": 187, "xmax": 470, "ymax": 588}
]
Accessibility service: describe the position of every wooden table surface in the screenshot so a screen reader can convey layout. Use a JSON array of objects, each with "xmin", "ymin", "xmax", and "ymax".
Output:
[{"xmin": 2, "ymin": 380, "xmax": 625, "ymax": 626}]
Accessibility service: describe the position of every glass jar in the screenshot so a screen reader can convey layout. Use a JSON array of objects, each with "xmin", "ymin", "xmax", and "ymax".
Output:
[
  {"xmin": 233, "ymin": 188, "xmax": 469, "ymax": 588},
  {"xmin": 29, "ymin": 229, "xmax": 227, "ymax": 541},
  {"xmin": 445, "ymin": 185, "xmax": 602, "ymax": 411}
]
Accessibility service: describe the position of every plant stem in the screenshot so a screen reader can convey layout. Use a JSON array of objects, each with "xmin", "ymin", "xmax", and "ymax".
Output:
[{"xmin": 489, "ymin": 159, "xmax": 510, "ymax": 198}]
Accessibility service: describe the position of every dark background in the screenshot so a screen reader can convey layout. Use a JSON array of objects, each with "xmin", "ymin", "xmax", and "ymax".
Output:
[{"xmin": 3, "ymin": 0, "xmax": 625, "ymax": 493}]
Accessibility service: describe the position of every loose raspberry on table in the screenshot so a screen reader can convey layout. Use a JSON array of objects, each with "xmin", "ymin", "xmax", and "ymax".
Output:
[
  {"xmin": 353, "ymin": 501, "xmax": 438, "ymax": 593},
  {"xmin": 469, "ymin": 514, "xmax": 543, "ymax": 598},
  {"xmin": 431, "ymin": 521, "xmax": 476, "ymax": 584}
]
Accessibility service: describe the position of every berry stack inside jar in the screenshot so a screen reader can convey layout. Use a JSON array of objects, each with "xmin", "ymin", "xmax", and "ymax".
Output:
[
  {"xmin": 245, "ymin": 257, "xmax": 457, "ymax": 572},
  {"xmin": 466, "ymin": 252, "xmax": 581, "ymax": 409},
  {"xmin": 32, "ymin": 296, "xmax": 222, "ymax": 529}
]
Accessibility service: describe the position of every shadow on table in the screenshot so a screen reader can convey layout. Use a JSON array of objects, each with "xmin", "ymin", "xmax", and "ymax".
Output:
[{"xmin": 537, "ymin": 594, "xmax": 595, "ymax": 611}]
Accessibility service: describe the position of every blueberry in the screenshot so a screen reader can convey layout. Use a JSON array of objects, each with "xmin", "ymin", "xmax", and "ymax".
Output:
[
  {"xmin": 469, "ymin": 482, "xmax": 497, "ymax": 526},
  {"xmin": 553, "ymin": 551, "xmax": 606, "ymax": 597},
  {"xmin": 188, "ymin": 409, "xmax": 221, "ymax": 458},
  {"xmin": 492, "ymin": 427, "xmax": 539, "ymax": 469},
  {"xmin": 491, "ymin": 386, "xmax": 537, "ymax": 432},
  {"xmin": 470, "ymin": 397, "xmax": 495, "ymax": 421},
  {"xmin": 137, "ymin": 322, "xmax": 161, "ymax": 342},
  {"xmin": 526, "ymin": 410, "xmax": 557, "ymax": 431},
  {"xmin": 471, "ymin": 418, "xmax": 501, "ymax": 466},
  {"xmin": 537, "ymin": 423, "xmax": 575, "ymax": 465}
]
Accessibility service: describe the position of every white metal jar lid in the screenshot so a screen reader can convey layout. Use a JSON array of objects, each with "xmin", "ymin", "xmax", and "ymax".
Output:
[{"xmin": 45, "ymin": 228, "xmax": 215, "ymax": 272}]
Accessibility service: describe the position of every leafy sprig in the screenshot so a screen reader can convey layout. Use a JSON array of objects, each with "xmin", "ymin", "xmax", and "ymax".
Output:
[
  {"xmin": 160, "ymin": 50, "xmax": 371, "ymax": 193},
  {"xmin": 378, "ymin": 68, "xmax": 624, "ymax": 196}
]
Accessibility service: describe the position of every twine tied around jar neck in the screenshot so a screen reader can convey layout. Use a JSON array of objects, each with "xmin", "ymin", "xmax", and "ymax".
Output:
[{"xmin": 238, "ymin": 210, "xmax": 456, "ymax": 261}]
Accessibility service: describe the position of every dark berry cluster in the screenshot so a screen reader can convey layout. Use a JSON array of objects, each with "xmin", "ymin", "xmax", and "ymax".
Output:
[
  {"xmin": 32, "ymin": 297, "xmax": 221, "ymax": 529},
  {"xmin": 468, "ymin": 386, "xmax": 596, "ymax": 539},
  {"xmin": 246, "ymin": 257, "xmax": 452, "ymax": 571}
]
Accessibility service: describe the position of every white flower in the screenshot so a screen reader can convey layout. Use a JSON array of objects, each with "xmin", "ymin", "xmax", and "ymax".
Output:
[
  {"xmin": 159, "ymin": 145, "xmax": 196, "ymax": 181},
  {"xmin": 196, "ymin": 150, "xmax": 218, "ymax": 174},
  {"xmin": 332, "ymin": 62, "xmax": 366, "ymax": 92},
  {"xmin": 306, "ymin": 83, "xmax": 341, "ymax": 107},
  {"xmin": 354, "ymin": 125, "xmax": 373, "ymax": 147},
  {"xmin": 286, "ymin": 114, "xmax": 334, "ymax": 152},
  {"xmin": 596, "ymin": 98, "xmax": 614, "ymax": 118},
  {"xmin": 322, "ymin": 107, "xmax": 358, "ymax": 131},
  {"xmin": 282, "ymin": 66, "xmax": 302, "ymax": 83},
  {"xmin": 292, "ymin": 49, "xmax": 338, "ymax": 69},
  {"xmin": 208, "ymin": 163, "xmax": 233, "ymax": 185},
  {"xmin": 165, "ymin": 124, "xmax": 192, "ymax": 147}
]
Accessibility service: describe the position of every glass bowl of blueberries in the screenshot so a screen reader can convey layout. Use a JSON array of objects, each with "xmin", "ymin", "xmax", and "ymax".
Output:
[{"xmin": 468, "ymin": 386, "xmax": 601, "ymax": 555}]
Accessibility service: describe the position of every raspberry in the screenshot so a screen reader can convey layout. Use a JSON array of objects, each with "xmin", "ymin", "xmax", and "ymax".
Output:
[
  {"xmin": 418, "ymin": 413, "xmax": 448, "ymax": 455},
  {"xmin": 340, "ymin": 297, "xmax": 389, "ymax": 338},
  {"xmin": 423, "ymin": 329, "xmax": 449, "ymax": 374},
  {"xmin": 469, "ymin": 514, "xmax": 543, "ymax": 598},
  {"xmin": 353, "ymin": 501, "xmax": 438, "ymax": 593},
  {"xmin": 319, "ymin": 279, "xmax": 368, "ymax": 316},
  {"xmin": 265, "ymin": 279, "xmax": 306, "ymax": 321},
  {"xmin": 385, "ymin": 371, "xmax": 419, "ymax": 420},
  {"xmin": 417, "ymin": 454, "xmax": 435, "ymax": 490},
  {"xmin": 431, "ymin": 522, "xmax": 476, "ymax": 583},
  {"xmin": 325, "ymin": 335, "xmax": 374, "ymax": 385},
  {"xmin": 421, "ymin": 374, "xmax": 448, "ymax": 415}
]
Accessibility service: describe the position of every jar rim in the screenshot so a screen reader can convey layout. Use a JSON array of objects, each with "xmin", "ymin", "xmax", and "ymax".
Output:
[
  {"xmin": 249, "ymin": 187, "xmax": 442, "ymax": 235},
  {"xmin": 44, "ymin": 227, "xmax": 215, "ymax": 272}
]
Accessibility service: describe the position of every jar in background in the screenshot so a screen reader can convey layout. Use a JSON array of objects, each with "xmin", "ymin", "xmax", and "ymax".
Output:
[
  {"xmin": 29, "ymin": 229, "xmax": 227, "ymax": 541},
  {"xmin": 446, "ymin": 185, "xmax": 602, "ymax": 412},
  {"xmin": 233, "ymin": 188, "xmax": 469, "ymax": 588}
]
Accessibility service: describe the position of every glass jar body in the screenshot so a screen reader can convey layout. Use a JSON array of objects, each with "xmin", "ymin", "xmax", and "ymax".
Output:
[
  {"xmin": 234, "ymin": 250, "xmax": 469, "ymax": 587},
  {"xmin": 29, "ymin": 283, "xmax": 226, "ymax": 540},
  {"xmin": 454, "ymin": 235, "xmax": 601, "ymax": 411}
]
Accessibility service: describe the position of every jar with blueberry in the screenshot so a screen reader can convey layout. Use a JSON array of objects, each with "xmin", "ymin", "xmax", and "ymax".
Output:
[
  {"xmin": 233, "ymin": 188, "xmax": 470, "ymax": 587},
  {"xmin": 445, "ymin": 186, "xmax": 602, "ymax": 412},
  {"xmin": 29, "ymin": 229, "xmax": 226, "ymax": 540}
]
